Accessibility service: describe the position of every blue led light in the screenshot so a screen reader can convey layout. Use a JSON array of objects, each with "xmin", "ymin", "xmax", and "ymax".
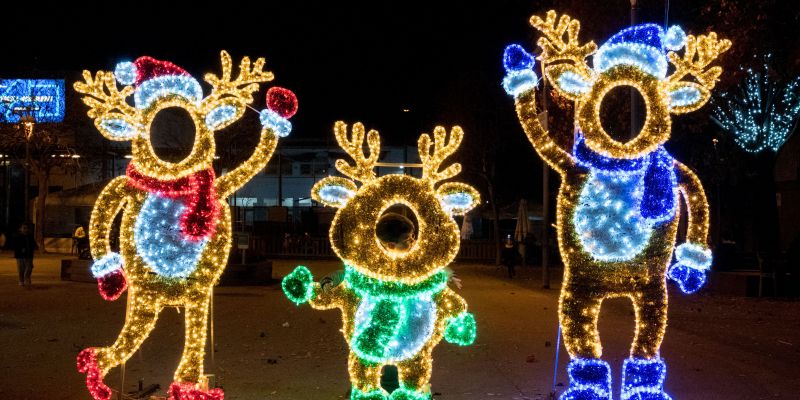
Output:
[
  {"xmin": 664, "ymin": 26, "xmax": 687, "ymax": 51},
  {"xmin": 259, "ymin": 109, "xmax": 292, "ymax": 137},
  {"xmin": 621, "ymin": 358, "xmax": 671, "ymax": 400},
  {"xmin": 572, "ymin": 135, "xmax": 678, "ymax": 261},
  {"xmin": 640, "ymin": 147, "xmax": 677, "ymax": 224},
  {"xmin": 593, "ymin": 24, "xmax": 683, "ymax": 79},
  {"xmin": 134, "ymin": 75, "xmax": 203, "ymax": 110},
  {"xmin": 205, "ymin": 104, "xmax": 238, "ymax": 130},
  {"xmin": 557, "ymin": 71, "xmax": 593, "ymax": 96},
  {"xmin": 574, "ymin": 166, "xmax": 653, "ymax": 262},
  {"xmin": 91, "ymin": 252, "xmax": 124, "ymax": 278},
  {"xmin": 318, "ymin": 184, "xmax": 355, "ymax": 205},
  {"xmin": 99, "ymin": 118, "xmax": 140, "ymax": 139},
  {"xmin": 503, "ymin": 44, "xmax": 536, "ymax": 73},
  {"xmin": 674, "ymin": 242, "xmax": 713, "ymax": 270},
  {"xmin": 669, "ymin": 86, "xmax": 702, "ymax": 109},
  {"xmin": 114, "ymin": 61, "xmax": 137, "ymax": 85},
  {"xmin": 351, "ymin": 294, "xmax": 437, "ymax": 364},
  {"xmin": 502, "ymin": 70, "xmax": 539, "ymax": 96},
  {"xmin": 133, "ymin": 195, "xmax": 207, "ymax": 278},
  {"xmin": 561, "ymin": 358, "xmax": 612, "ymax": 400},
  {"xmin": 439, "ymin": 192, "xmax": 474, "ymax": 214},
  {"xmin": 668, "ymin": 263, "xmax": 707, "ymax": 294},
  {"xmin": 0, "ymin": 79, "xmax": 65, "ymax": 123}
]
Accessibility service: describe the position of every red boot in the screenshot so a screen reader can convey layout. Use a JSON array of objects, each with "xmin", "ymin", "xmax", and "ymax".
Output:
[
  {"xmin": 76, "ymin": 348, "xmax": 112, "ymax": 400},
  {"xmin": 168, "ymin": 381, "xmax": 224, "ymax": 400}
]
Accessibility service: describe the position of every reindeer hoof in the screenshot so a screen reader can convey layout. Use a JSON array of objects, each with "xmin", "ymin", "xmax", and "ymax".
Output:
[
  {"xmin": 168, "ymin": 382, "xmax": 225, "ymax": 400},
  {"xmin": 77, "ymin": 348, "xmax": 113, "ymax": 400}
]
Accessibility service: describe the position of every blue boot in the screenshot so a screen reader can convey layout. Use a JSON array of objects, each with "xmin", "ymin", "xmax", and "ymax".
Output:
[
  {"xmin": 560, "ymin": 359, "xmax": 612, "ymax": 400},
  {"xmin": 621, "ymin": 358, "xmax": 672, "ymax": 400}
]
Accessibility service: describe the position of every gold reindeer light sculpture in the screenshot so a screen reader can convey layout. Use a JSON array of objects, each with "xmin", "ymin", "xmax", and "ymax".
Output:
[{"xmin": 502, "ymin": 11, "xmax": 730, "ymax": 400}]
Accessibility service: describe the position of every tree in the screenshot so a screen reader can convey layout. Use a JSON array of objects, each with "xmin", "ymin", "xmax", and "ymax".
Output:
[
  {"xmin": 712, "ymin": 58, "xmax": 800, "ymax": 253},
  {"xmin": 0, "ymin": 113, "xmax": 78, "ymax": 250}
]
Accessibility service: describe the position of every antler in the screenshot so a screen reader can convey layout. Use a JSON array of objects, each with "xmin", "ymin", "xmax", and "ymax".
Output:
[
  {"xmin": 73, "ymin": 71, "xmax": 137, "ymax": 119},
  {"xmin": 419, "ymin": 126, "xmax": 463, "ymax": 185},
  {"xmin": 203, "ymin": 50, "xmax": 274, "ymax": 105},
  {"xmin": 530, "ymin": 10, "xmax": 596, "ymax": 74},
  {"xmin": 334, "ymin": 121, "xmax": 381, "ymax": 183},
  {"xmin": 666, "ymin": 32, "xmax": 731, "ymax": 89}
]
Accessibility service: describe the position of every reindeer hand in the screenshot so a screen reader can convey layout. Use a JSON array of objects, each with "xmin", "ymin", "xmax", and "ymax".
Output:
[
  {"xmin": 502, "ymin": 44, "xmax": 539, "ymax": 97},
  {"xmin": 668, "ymin": 243, "xmax": 712, "ymax": 294},
  {"xmin": 259, "ymin": 87, "xmax": 298, "ymax": 138},
  {"xmin": 444, "ymin": 311, "xmax": 477, "ymax": 346},
  {"xmin": 91, "ymin": 253, "xmax": 127, "ymax": 301},
  {"xmin": 282, "ymin": 266, "xmax": 315, "ymax": 304}
]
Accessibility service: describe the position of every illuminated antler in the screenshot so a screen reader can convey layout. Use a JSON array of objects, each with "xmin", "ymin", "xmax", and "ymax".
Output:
[
  {"xmin": 530, "ymin": 10, "xmax": 596, "ymax": 74},
  {"xmin": 334, "ymin": 121, "xmax": 381, "ymax": 183},
  {"xmin": 419, "ymin": 126, "xmax": 463, "ymax": 185},
  {"xmin": 666, "ymin": 33, "xmax": 731, "ymax": 89},
  {"xmin": 73, "ymin": 71, "xmax": 137, "ymax": 119},
  {"xmin": 203, "ymin": 50, "xmax": 274, "ymax": 105}
]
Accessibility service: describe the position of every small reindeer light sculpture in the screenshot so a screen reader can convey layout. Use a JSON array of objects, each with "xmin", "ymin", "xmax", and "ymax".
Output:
[
  {"xmin": 502, "ymin": 11, "xmax": 730, "ymax": 400},
  {"xmin": 282, "ymin": 121, "xmax": 480, "ymax": 400},
  {"xmin": 73, "ymin": 51, "xmax": 296, "ymax": 400}
]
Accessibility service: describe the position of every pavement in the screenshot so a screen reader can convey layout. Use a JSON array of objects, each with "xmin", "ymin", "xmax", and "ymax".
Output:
[{"xmin": 0, "ymin": 253, "xmax": 799, "ymax": 399}]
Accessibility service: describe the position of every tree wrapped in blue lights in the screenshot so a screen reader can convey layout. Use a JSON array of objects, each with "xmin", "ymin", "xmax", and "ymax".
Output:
[{"xmin": 712, "ymin": 59, "xmax": 800, "ymax": 153}]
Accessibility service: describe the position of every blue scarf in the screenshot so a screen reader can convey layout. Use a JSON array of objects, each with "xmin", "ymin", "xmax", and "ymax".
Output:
[{"xmin": 573, "ymin": 134, "xmax": 677, "ymax": 223}]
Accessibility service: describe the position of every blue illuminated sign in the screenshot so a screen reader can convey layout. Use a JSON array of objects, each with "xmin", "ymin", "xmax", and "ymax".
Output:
[{"xmin": 0, "ymin": 79, "xmax": 65, "ymax": 123}]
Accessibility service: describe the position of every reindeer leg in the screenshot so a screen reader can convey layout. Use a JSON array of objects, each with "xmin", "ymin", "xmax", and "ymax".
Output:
[
  {"xmin": 168, "ymin": 291, "xmax": 223, "ymax": 400},
  {"xmin": 78, "ymin": 291, "xmax": 160, "ymax": 400},
  {"xmin": 558, "ymin": 285, "xmax": 612, "ymax": 399},
  {"xmin": 622, "ymin": 281, "xmax": 670, "ymax": 400},
  {"xmin": 348, "ymin": 352, "xmax": 387, "ymax": 399},
  {"xmin": 394, "ymin": 348, "xmax": 433, "ymax": 399}
]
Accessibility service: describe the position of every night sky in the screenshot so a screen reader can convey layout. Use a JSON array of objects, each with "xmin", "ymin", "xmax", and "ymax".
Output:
[{"xmin": 2, "ymin": 0, "xmax": 797, "ymax": 201}]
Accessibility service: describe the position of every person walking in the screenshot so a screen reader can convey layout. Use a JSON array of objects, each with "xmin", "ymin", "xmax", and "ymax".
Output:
[
  {"xmin": 12, "ymin": 223, "xmax": 37, "ymax": 287},
  {"xmin": 501, "ymin": 236, "xmax": 518, "ymax": 279}
]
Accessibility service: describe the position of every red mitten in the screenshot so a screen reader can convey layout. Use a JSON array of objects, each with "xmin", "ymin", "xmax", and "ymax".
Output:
[{"xmin": 98, "ymin": 269, "xmax": 127, "ymax": 301}]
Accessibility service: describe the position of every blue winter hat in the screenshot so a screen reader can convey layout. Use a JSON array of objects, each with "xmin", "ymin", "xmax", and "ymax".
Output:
[{"xmin": 593, "ymin": 24, "xmax": 686, "ymax": 79}]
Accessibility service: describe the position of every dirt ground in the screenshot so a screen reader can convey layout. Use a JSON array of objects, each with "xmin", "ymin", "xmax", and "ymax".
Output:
[{"xmin": 1, "ymin": 253, "xmax": 799, "ymax": 400}]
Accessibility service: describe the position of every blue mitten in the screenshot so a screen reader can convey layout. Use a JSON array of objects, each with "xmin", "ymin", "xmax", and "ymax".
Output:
[{"xmin": 668, "ymin": 243, "xmax": 712, "ymax": 294}]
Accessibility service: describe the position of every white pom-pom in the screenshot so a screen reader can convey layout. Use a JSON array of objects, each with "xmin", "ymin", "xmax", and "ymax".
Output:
[
  {"xmin": 664, "ymin": 26, "xmax": 687, "ymax": 51},
  {"xmin": 114, "ymin": 61, "xmax": 137, "ymax": 85}
]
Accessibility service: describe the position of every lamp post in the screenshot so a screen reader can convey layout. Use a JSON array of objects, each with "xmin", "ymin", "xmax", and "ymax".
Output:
[
  {"xmin": 18, "ymin": 113, "xmax": 35, "ymax": 223},
  {"xmin": 630, "ymin": 0, "xmax": 639, "ymax": 140}
]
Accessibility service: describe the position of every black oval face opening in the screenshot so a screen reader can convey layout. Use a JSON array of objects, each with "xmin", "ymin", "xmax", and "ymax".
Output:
[
  {"xmin": 599, "ymin": 85, "xmax": 646, "ymax": 143},
  {"xmin": 149, "ymin": 107, "xmax": 197, "ymax": 163},
  {"xmin": 375, "ymin": 204, "xmax": 419, "ymax": 255}
]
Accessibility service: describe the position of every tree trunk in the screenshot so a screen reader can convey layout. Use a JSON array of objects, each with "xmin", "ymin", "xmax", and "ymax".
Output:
[
  {"xmin": 33, "ymin": 170, "xmax": 49, "ymax": 253},
  {"xmin": 754, "ymin": 152, "xmax": 780, "ymax": 254}
]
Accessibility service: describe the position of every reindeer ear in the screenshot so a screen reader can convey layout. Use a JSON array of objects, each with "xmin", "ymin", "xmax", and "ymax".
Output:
[
  {"xmin": 436, "ymin": 182, "xmax": 480, "ymax": 216},
  {"xmin": 666, "ymin": 81, "xmax": 711, "ymax": 114},
  {"xmin": 204, "ymin": 98, "xmax": 245, "ymax": 130},
  {"xmin": 544, "ymin": 64, "xmax": 595, "ymax": 101},
  {"xmin": 95, "ymin": 113, "xmax": 142, "ymax": 141},
  {"xmin": 311, "ymin": 176, "xmax": 357, "ymax": 208}
]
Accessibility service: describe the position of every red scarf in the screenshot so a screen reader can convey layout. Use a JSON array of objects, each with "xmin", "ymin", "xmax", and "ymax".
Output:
[{"xmin": 126, "ymin": 164, "xmax": 219, "ymax": 242}]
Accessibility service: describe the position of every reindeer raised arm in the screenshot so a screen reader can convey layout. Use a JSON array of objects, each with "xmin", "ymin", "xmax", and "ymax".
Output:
[
  {"xmin": 74, "ymin": 50, "xmax": 296, "ymax": 400},
  {"xmin": 282, "ymin": 122, "xmax": 479, "ymax": 400},
  {"xmin": 502, "ymin": 11, "xmax": 729, "ymax": 400}
]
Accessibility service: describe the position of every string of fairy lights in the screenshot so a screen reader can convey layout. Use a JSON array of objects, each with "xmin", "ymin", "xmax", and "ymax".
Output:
[
  {"xmin": 503, "ymin": 10, "xmax": 727, "ymax": 400},
  {"xmin": 712, "ymin": 56, "xmax": 800, "ymax": 154},
  {"xmin": 284, "ymin": 121, "xmax": 478, "ymax": 400},
  {"xmin": 75, "ymin": 50, "xmax": 295, "ymax": 400}
]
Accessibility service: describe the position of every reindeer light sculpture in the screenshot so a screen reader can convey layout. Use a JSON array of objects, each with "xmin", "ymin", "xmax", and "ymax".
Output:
[
  {"xmin": 282, "ymin": 121, "xmax": 479, "ymax": 400},
  {"xmin": 502, "ymin": 11, "xmax": 730, "ymax": 400},
  {"xmin": 73, "ymin": 51, "xmax": 296, "ymax": 400}
]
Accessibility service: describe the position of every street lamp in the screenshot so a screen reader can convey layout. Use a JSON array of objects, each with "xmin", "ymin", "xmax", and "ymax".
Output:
[{"xmin": 16, "ymin": 111, "xmax": 36, "ymax": 222}]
